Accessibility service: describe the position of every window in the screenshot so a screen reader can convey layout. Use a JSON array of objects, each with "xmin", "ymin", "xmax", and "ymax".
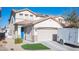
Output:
[
  {"xmin": 30, "ymin": 15, "xmax": 33, "ymax": 17},
  {"xmin": 25, "ymin": 14, "xmax": 28, "ymax": 16},
  {"xmin": 19, "ymin": 13, "xmax": 23, "ymax": 16}
]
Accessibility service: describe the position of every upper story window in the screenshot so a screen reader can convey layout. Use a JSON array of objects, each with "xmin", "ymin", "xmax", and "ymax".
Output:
[
  {"xmin": 25, "ymin": 14, "xmax": 28, "ymax": 16},
  {"xmin": 19, "ymin": 13, "xmax": 23, "ymax": 16},
  {"xmin": 30, "ymin": 15, "xmax": 33, "ymax": 17}
]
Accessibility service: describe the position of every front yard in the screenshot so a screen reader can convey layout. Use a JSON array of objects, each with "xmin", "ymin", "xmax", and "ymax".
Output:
[{"xmin": 21, "ymin": 43, "xmax": 50, "ymax": 50}]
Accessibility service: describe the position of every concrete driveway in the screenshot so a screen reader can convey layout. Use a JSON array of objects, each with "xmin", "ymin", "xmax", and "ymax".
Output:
[
  {"xmin": 42, "ymin": 41, "xmax": 79, "ymax": 51},
  {"xmin": 0, "ymin": 47, "xmax": 8, "ymax": 51}
]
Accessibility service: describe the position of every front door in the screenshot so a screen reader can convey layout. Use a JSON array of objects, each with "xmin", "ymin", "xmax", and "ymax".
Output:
[{"xmin": 21, "ymin": 27, "xmax": 24, "ymax": 39}]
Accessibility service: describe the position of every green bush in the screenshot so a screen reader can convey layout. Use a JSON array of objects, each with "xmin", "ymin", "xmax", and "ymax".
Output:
[{"xmin": 15, "ymin": 38, "xmax": 23, "ymax": 44}]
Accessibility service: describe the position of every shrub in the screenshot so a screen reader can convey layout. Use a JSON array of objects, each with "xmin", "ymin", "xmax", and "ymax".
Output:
[{"xmin": 15, "ymin": 38, "xmax": 23, "ymax": 44}]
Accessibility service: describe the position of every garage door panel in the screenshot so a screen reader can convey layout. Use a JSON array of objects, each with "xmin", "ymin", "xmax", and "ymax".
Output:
[{"xmin": 37, "ymin": 29, "xmax": 57, "ymax": 42}]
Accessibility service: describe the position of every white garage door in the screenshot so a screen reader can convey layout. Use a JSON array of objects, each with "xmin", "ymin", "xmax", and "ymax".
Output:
[{"xmin": 37, "ymin": 29, "xmax": 57, "ymax": 42}]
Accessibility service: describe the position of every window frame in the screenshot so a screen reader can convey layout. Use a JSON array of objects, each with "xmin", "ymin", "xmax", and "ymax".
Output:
[
  {"xmin": 25, "ymin": 14, "xmax": 28, "ymax": 16},
  {"xmin": 19, "ymin": 13, "xmax": 23, "ymax": 16},
  {"xmin": 30, "ymin": 15, "xmax": 33, "ymax": 17}
]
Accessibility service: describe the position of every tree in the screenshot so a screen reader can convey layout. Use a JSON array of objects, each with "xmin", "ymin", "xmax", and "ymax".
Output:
[{"xmin": 65, "ymin": 8, "xmax": 78, "ymax": 28}]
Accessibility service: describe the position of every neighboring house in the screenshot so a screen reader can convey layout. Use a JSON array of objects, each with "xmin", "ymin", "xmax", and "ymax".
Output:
[
  {"xmin": 5, "ymin": 24, "xmax": 14, "ymax": 39},
  {"xmin": 0, "ymin": 28, "xmax": 5, "ymax": 33},
  {"xmin": 0, "ymin": 28, "xmax": 5, "ymax": 40},
  {"xmin": 6, "ymin": 8, "xmax": 65, "ymax": 42}
]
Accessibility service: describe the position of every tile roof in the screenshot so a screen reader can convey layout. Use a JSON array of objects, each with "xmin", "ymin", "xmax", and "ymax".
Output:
[
  {"xmin": 12, "ymin": 8, "xmax": 48, "ymax": 17},
  {"xmin": 15, "ymin": 20, "xmax": 32, "ymax": 26},
  {"xmin": 15, "ymin": 16, "xmax": 65, "ymax": 27}
]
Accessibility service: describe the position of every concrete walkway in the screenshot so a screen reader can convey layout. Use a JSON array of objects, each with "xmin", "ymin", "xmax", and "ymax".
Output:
[{"xmin": 5, "ymin": 38, "xmax": 25, "ymax": 51}]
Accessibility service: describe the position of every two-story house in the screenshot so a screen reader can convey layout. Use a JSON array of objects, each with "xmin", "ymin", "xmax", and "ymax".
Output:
[{"xmin": 6, "ymin": 8, "xmax": 65, "ymax": 42}]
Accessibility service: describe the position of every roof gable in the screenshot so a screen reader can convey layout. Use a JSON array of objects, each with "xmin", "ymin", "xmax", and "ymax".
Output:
[
  {"xmin": 12, "ymin": 8, "xmax": 49, "ymax": 17},
  {"xmin": 12, "ymin": 8, "xmax": 37, "ymax": 16},
  {"xmin": 34, "ymin": 17, "xmax": 63, "ymax": 28},
  {"xmin": 14, "ymin": 17, "xmax": 65, "ymax": 27},
  {"xmin": 33, "ymin": 17, "xmax": 64, "ymax": 26}
]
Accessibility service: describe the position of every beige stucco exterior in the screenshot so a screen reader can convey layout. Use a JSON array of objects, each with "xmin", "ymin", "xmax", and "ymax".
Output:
[
  {"xmin": 33, "ymin": 18, "xmax": 62, "ymax": 42},
  {"xmin": 15, "ymin": 11, "xmax": 36, "ymax": 22},
  {"xmin": 34, "ymin": 18, "xmax": 62, "ymax": 28},
  {"xmin": 6, "ymin": 8, "xmax": 64, "ymax": 42}
]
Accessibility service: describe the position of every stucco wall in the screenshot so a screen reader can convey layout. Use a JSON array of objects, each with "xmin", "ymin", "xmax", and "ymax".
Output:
[
  {"xmin": 34, "ymin": 19, "xmax": 63, "ymax": 28},
  {"xmin": 15, "ymin": 11, "xmax": 36, "ymax": 23}
]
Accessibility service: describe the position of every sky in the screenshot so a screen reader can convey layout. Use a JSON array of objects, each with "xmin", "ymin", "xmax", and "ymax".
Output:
[{"xmin": 0, "ymin": 7, "xmax": 79, "ymax": 28}]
